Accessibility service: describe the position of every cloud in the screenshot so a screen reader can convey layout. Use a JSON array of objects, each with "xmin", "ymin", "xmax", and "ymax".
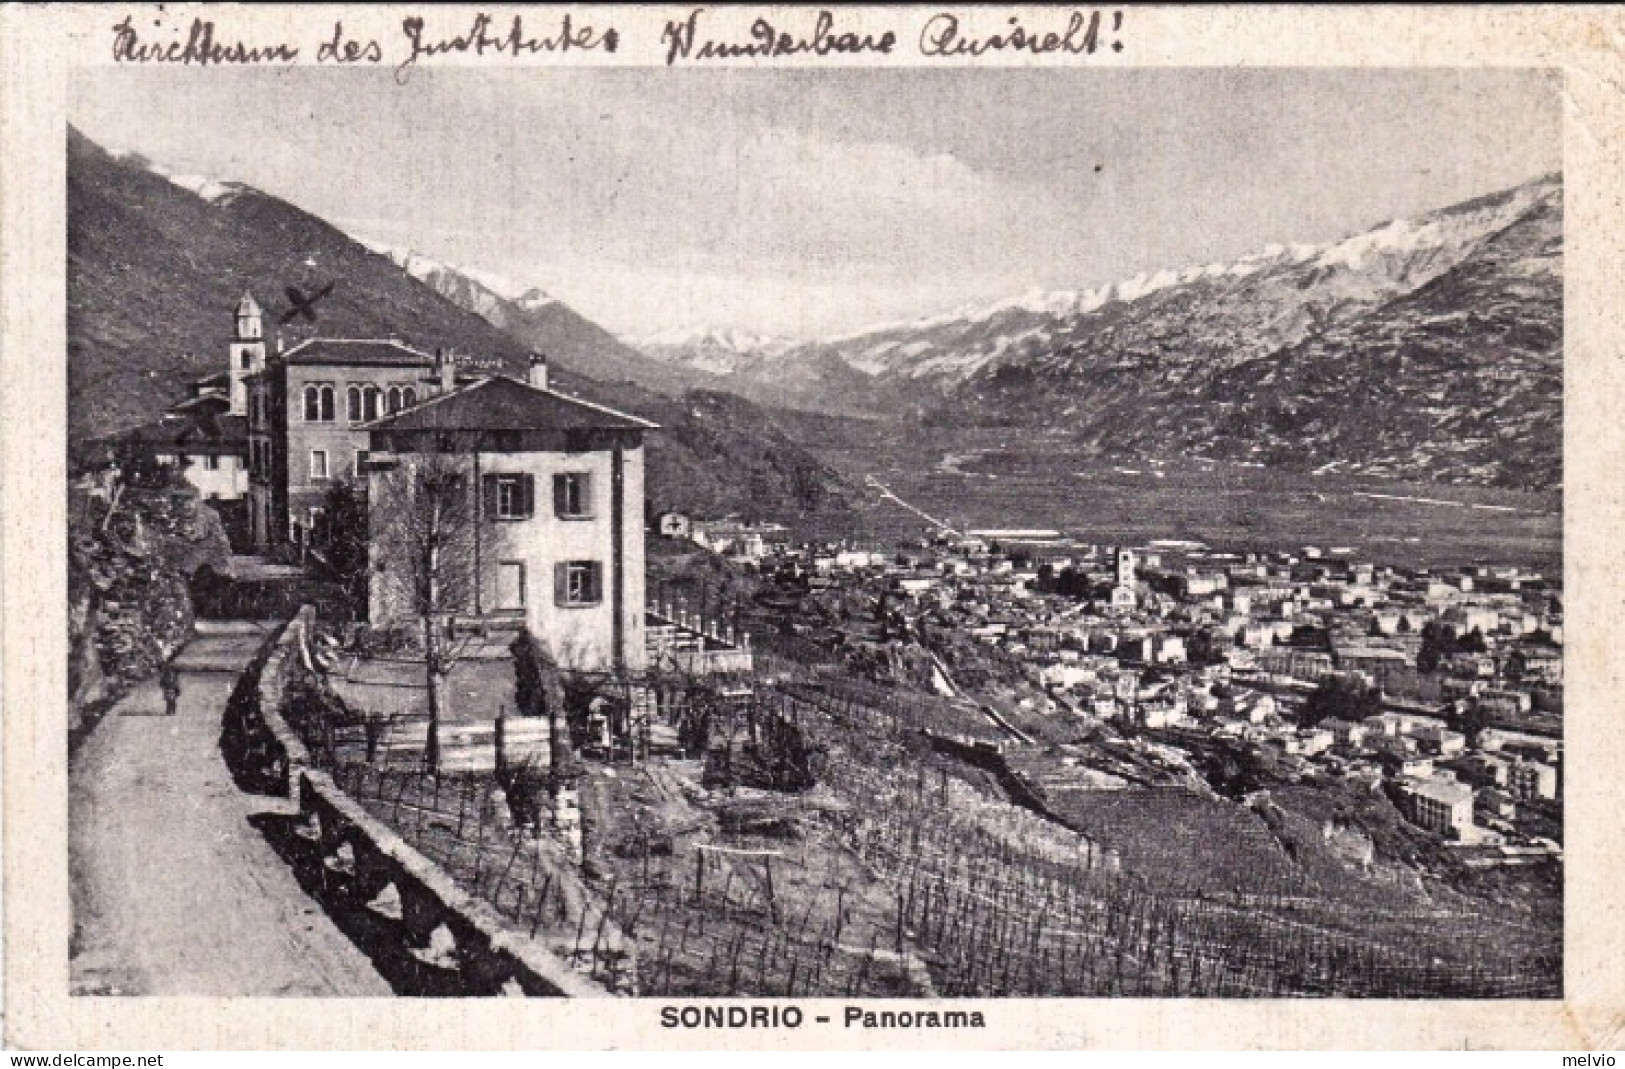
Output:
[
  {"xmin": 545, "ymin": 117, "xmax": 1056, "ymax": 284},
  {"xmin": 71, "ymin": 67, "xmax": 1559, "ymax": 339}
]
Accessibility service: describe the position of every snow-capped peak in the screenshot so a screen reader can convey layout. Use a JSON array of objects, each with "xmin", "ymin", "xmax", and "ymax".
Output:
[
  {"xmin": 1313, "ymin": 177, "xmax": 1555, "ymax": 273},
  {"xmin": 632, "ymin": 326, "xmax": 793, "ymax": 355},
  {"xmin": 512, "ymin": 287, "xmax": 555, "ymax": 311},
  {"xmin": 830, "ymin": 174, "xmax": 1555, "ymax": 347},
  {"xmin": 356, "ymin": 240, "xmax": 555, "ymax": 309},
  {"xmin": 108, "ymin": 147, "xmax": 245, "ymax": 206},
  {"xmin": 626, "ymin": 326, "xmax": 798, "ymax": 375}
]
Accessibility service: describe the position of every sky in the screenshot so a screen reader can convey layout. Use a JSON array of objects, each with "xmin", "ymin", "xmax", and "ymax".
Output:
[{"xmin": 71, "ymin": 67, "xmax": 1561, "ymax": 340}]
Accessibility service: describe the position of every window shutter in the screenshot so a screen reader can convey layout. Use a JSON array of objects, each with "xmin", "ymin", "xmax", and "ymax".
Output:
[
  {"xmin": 554, "ymin": 562, "xmax": 569, "ymax": 606},
  {"xmin": 580, "ymin": 474, "xmax": 594, "ymax": 517},
  {"xmin": 590, "ymin": 561, "xmax": 604, "ymax": 603},
  {"xmin": 521, "ymin": 474, "xmax": 536, "ymax": 518},
  {"xmin": 553, "ymin": 473, "xmax": 567, "ymax": 517},
  {"xmin": 482, "ymin": 473, "xmax": 498, "ymax": 518}
]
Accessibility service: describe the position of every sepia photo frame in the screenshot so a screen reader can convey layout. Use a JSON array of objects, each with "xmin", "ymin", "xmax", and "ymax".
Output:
[{"xmin": 3, "ymin": 3, "xmax": 1623, "ymax": 1050}]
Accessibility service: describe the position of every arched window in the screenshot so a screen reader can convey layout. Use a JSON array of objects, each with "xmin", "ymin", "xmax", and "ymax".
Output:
[
  {"xmin": 320, "ymin": 384, "xmax": 335, "ymax": 422},
  {"xmin": 387, "ymin": 386, "xmax": 402, "ymax": 414},
  {"xmin": 347, "ymin": 385, "xmax": 363, "ymax": 422},
  {"xmin": 303, "ymin": 384, "xmax": 321, "ymax": 422},
  {"xmin": 402, "ymin": 387, "xmax": 417, "ymax": 408},
  {"xmin": 363, "ymin": 386, "xmax": 380, "ymax": 422}
]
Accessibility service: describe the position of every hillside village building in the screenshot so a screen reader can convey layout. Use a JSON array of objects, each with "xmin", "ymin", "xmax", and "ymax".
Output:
[
  {"xmin": 113, "ymin": 293, "xmax": 262, "ymax": 506},
  {"xmin": 170, "ymin": 292, "xmax": 666, "ymax": 676},
  {"xmin": 689, "ymin": 517, "xmax": 793, "ymax": 561},
  {"xmin": 363, "ymin": 358, "xmax": 657, "ymax": 675},
  {"xmin": 118, "ymin": 389, "xmax": 249, "ymax": 502}
]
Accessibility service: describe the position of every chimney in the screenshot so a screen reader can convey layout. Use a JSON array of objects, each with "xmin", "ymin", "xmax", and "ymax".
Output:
[
  {"xmin": 435, "ymin": 347, "xmax": 455, "ymax": 393},
  {"xmin": 528, "ymin": 352, "xmax": 549, "ymax": 391}
]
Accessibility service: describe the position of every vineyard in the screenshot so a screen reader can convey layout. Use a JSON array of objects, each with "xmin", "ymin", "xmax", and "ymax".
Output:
[
  {"xmin": 332, "ymin": 764, "xmax": 638, "ymax": 992},
  {"xmin": 287, "ymin": 629, "xmax": 1559, "ymax": 998}
]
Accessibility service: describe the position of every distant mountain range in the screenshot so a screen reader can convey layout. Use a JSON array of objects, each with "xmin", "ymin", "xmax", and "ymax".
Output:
[
  {"xmin": 630, "ymin": 175, "xmax": 1562, "ymax": 490},
  {"xmin": 632, "ymin": 327, "xmax": 797, "ymax": 376},
  {"xmin": 67, "ymin": 127, "xmax": 849, "ymax": 518},
  {"xmin": 81, "ymin": 123, "xmax": 1558, "ymax": 498},
  {"xmin": 358, "ymin": 241, "xmax": 716, "ymax": 397}
]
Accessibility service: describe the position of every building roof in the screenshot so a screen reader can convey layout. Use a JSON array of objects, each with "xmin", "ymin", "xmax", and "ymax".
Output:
[
  {"xmin": 121, "ymin": 400, "xmax": 248, "ymax": 453},
  {"xmin": 1399, "ymin": 775, "xmax": 1474, "ymax": 806},
  {"xmin": 279, "ymin": 337, "xmax": 435, "ymax": 368},
  {"xmin": 171, "ymin": 392, "xmax": 230, "ymax": 414},
  {"xmin": 1338, "ymin": 646, "xmax": 1409, "ymax": 661},
  {"xmin": 364, "ymin": 374, "xmax": 657, "ymax": 434}
]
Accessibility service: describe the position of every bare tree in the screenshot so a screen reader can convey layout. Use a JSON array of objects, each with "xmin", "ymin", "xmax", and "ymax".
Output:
[{"xmin": 370, "ymin": 437, "xmax": 480, "ymax": 771}]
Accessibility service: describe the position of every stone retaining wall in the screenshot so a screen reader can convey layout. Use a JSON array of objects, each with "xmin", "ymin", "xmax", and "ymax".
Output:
[
  {"xmin": 921, "ymin": 728, "xmax": 1049, "ymax": 813},
  {"xmin": 297, "ymin": 769, "xmax": 613, "ymax": 997},
  {"xmin": 226, "ymin": 606, "xmax": 315, "ymax": 805},
  {"xmin": 229, "ymin": 607, "xmax": 619, "ymax": 996}
]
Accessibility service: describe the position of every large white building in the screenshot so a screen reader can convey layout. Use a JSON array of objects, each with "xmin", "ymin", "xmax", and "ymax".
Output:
[
  {"xmin": 363, "ymin": 358, "xmax": 657, "ymax": 675},
  {"xmin": 1394, "ymin": 775, "xmax": 1476, "ymax": 838}
]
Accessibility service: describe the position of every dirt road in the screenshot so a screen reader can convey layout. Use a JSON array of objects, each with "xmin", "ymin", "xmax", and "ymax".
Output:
[{"xmin": 69, "ymin": 620, "xmax": 392, "ymax": 996}]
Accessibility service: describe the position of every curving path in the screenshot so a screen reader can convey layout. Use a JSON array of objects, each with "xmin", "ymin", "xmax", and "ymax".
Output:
[{"xmin": 69, "ymin": 620, "xmax": 392, "ymax": 996}]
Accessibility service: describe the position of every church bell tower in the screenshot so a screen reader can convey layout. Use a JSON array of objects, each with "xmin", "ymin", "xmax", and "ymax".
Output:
[
  {"xmin": 1116, "ymin": 547, "xmax": 1137, "ymax": 588},
  {"xmin": 1110, "ymin": 547, "xmax": 1138, "ymax": 610},
  {"xmin": 229, "ymin": 292, "xmax": 266, "ymax": 416}
]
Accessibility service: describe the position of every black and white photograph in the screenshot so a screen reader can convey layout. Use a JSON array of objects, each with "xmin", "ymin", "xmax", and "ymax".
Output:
[{"xmin": 59, "ymin": 57, "xmax": 1566, "ymax": 1003}]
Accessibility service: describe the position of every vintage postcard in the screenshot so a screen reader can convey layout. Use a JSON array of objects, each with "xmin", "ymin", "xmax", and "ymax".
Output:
[{"xmin": 3, "ymin": 2, "xmax": 1623, "ymax": 1051}]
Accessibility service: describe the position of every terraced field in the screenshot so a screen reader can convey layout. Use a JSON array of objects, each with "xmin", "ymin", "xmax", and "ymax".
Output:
[{"xmin": 1041, "ymin": 788, "xmax": 1302, "ymax": 898}]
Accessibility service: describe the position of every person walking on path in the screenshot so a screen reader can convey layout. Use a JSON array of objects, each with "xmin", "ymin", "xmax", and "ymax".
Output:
[
  {"xmin": 71, "ymin": 624, "xmax": 393, "ymax": 996},
  {"xmin": 159, "ymin": 655, "xmax": 181, "ymax": 717}
]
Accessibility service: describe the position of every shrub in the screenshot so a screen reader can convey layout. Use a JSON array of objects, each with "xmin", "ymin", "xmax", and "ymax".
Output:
[{"xmin": 1301, "ymin": 674, "xmax": 1382, "ymax": 727}]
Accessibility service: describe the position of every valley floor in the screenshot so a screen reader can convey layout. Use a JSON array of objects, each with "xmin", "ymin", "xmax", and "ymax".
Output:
[{"xmin": 798, "ymin": 427, "xmax": 1559, "ymax": 570}]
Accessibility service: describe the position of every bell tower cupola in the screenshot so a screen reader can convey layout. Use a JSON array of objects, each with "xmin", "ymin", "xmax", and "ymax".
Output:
[{"xmin": 228, "ymin": 292, "xmax": 267, "ymax": 416}]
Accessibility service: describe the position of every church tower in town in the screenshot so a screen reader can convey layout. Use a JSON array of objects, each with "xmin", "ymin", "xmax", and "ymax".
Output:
[
  {"xmin": 228, "ymin": 292, "xmax": 267, "ymax": 416},
  {"xmin": 1111, "ymin": 547, "xmax": 1138, "ymax": 610}
]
